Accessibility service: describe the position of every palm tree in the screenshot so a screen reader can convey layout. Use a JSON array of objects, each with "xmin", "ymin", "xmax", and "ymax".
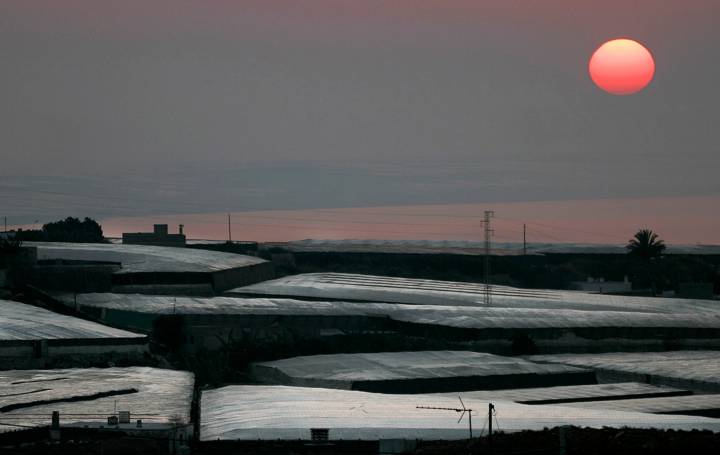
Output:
[{"xmin": 627, "ymin": 229, "xmax": 666, "ymax": 260}]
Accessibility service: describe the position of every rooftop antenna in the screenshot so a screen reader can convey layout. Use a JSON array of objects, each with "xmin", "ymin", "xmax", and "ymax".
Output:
[{"xmin": 417, "ymin": 396, "xmax": 474, "ymax": 439}]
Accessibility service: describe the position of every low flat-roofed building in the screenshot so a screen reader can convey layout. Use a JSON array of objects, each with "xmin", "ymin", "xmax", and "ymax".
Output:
[
  {"xmin": 122, "ymin": 224, "xmax": 186, "ymax": 247},
  {"xmin": 0, "ymin": 299, "xmax": 147, "ymax": 369}
]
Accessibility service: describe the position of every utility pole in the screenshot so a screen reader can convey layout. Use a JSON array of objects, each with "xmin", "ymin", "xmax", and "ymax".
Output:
[
  {"xmin": 482, "ymin": 210, "xmax": 494, "ymax": 305},
  {"xmin": 227, "ymin": 213, "xmax": 232, "ymax": 243},
  {"xmin": 488, "ymin": 403, "xmax": 495, "ymax": 447},
  {"xmin": 3, "ymin": 216, "xmax": 6, "ymax": 233},
  {"xmin": 523, "ymin": 223, "xmax": 527, "ymax": 256}
]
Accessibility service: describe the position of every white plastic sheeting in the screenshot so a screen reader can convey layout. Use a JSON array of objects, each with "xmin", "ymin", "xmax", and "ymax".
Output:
[
  {"xmin": 253, "ymin": 351, "xmax": 586, "ymax": 383},
  {"xmin": 439, "ymin": 382, "xmax": 689, "ymax": 404},
  {"xmin": 56, "ymin": 293, "xmax": 720, "ymax": 331},
  {"xmin": 229, "ymin": 273, "xmax": 720, "ymax": 329},
  {"xmin": 0, "ymin": 367, "xmax": 193, "ymax": 431},
  {"xmin": 529, "ymin": 351, "xmax": 720, "ymax": 388},
  {"xmin": 200, "ymin": 385, "xmax": 720, "ymax": 441},
  {"xmin": 559, "ymin": 394, "xmax": 720, "ymax": 415},
  {"xmin": 232, "ymin": 273, "xmax": 715, "ymax": 311},
  {"xmin": 0, "ymin": 299, "xmax": 142, "ymax": 341},
  {"xmin": 30, "ymin": 242, "xmax": 266, "ymax": 274}
]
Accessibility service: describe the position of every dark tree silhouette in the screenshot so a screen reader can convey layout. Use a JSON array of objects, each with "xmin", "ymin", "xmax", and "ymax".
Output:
[
  {"xmin": 41, "ymin": 217, "xmax": 105, "ymax": 243},
  {"xmin": 627, "ymin": 228, "xmax": 666, "ymax": 260}
]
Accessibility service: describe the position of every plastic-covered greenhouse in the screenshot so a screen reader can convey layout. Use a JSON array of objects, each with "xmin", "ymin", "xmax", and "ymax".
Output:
[
  {"xmin": 251, "ymin": 351, "xmax": 592, "ymax": 393},
  {"xmin": 0, "ymin": 367, "xmax": 193, "ymax": 432},
  {"xmin": 200, "ymin": 385, "xmax": 720, "ymax": 441}
]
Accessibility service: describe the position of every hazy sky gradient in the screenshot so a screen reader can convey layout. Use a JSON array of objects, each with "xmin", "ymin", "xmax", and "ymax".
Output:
[
  {"xmin": 96, "ymin": 196, "xmax": 720, "ymax": 245},
  {"xmin": 2, "ymin": 1, "xmax": 719, "ymax": 242}
]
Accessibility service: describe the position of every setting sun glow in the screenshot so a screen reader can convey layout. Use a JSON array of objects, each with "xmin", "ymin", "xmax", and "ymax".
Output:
[{"xmin": 589, "ymin": 38, "xmax": 655, "ymax": 95}]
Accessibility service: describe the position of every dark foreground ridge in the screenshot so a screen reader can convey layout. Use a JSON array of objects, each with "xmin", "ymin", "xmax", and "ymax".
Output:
[
  {"xmin": 3, "ymin": 426, "xmax": 720, "ymax": 455},
  {"xmin": 416, "ymin": 427, "xmax": 720, "ymax": 455}
]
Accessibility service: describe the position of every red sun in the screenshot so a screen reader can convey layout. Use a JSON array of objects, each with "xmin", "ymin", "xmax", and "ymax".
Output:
[{"xmin": 589, "ymin": 38, "xmax": 655, "ymax": 95}]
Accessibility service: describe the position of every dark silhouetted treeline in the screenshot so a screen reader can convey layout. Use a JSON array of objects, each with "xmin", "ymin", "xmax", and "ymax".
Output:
[{"xmin": 14, "ymin": 217, "xmax": 106, "ymax": 243}]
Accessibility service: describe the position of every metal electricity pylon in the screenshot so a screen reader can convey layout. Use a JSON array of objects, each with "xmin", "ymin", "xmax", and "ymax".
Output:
[{"xmin": 482, "ymin": 210, "xmax": 494, "ymax": 305}]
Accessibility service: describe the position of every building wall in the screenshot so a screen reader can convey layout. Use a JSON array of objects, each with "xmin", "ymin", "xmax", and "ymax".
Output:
[
  {"xmin": 13, "ymin": 261, "xmax": 272, "ymax": 295},
  {"xmin": 122, "ymin": 232, "xmax": 187, "ymax": 247},
  {"xmin": 0, "ymin": 344, "xmax": 34, "ymax": 357},
  {"xmin": 570, "ymin": 278, "xmax": 632, "ymax": 293},
  {"xmin": 49, "ymin": 342, "xmax": 147, "ymax": 356},
  {"xmin": 70, "ymin": 307, "xmax": 392, "ymax": 352},
  {"xmin": 11, "ymin": 264, "xmax": 119, "ymax": 292},
  {"xmin": 111, "ymin": 283, "xmax": 215, "ymax": 296},
  {"xmin": 211, "ymin": 262, "xmax": 275, "ymax": 292},
  {"xmin": 0, "ymin": 338, "xmax": 148, "ymax": 369}
]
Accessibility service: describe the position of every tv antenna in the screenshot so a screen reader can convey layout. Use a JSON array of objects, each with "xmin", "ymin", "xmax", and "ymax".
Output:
[{"xmin": 417, "ymin": 396, "xmax": 475, "ymax": 439}]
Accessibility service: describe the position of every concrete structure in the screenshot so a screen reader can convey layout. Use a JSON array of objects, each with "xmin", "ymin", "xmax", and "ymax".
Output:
[
  {"xmin": 26, "ymin": 242, "xmax": 273, "ymax": 294},
  {"xmin": 0, "ymin": 299, "xmax": 147, "ymax": 369},
  {"xmin": 251, "ymin": 351, "xmax": 594, "ymax": 393},
  {"xmin": 0, "ymin": 367, "xmax": 194, "ymax": 440},
  {"xmin": 200, "ymin": 385, "xmax": 720, "ymax": 441},
  {"xmin": 122, "ymin": 224, "xmax": 186, "ymax": 247}
]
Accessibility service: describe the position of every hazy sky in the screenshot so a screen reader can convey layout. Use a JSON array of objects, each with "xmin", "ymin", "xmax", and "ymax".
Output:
[{"xmin": 2, "ymin": 1, "xmax": 719, "ymax": 242}]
